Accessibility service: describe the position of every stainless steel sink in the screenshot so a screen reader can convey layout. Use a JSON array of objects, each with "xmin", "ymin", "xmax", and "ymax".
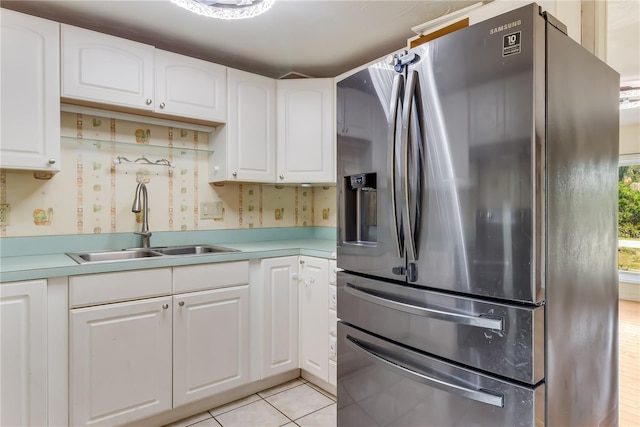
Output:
[
  {"xmin": 67, "ymin": 244, "xmax": 238, "ymax": 264},
  {"xmin": 149, "ymin": 244, "xmax": 238, "ymax": 256},
  {"xmin": 66, "ymin": 249, "xmax": 163, "ymax": 264}
]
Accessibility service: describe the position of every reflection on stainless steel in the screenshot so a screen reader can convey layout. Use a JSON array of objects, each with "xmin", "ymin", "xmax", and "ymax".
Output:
[
  {"xmin": 66, "ymin": 244, "xmax": 238, "ymax": 264},
  {"xmin": 338, "ymin": 272, "xmax": 543, "ymax": 384},
  {"xmin": 149, "ymin": 244, "xmax": 238, "ymax": 255},
  {"xmin": 420, "ymin": 43, "xmax": 470, "ymax": 288},
  {"xmin": 337, "ymin": 3, "xmax": 619, "ymax": 426},
  {"xmin": 66, "ymin": 249, "xmax": 163, "ymax": 264},
  {"xmin": 338, "ymin": 323, "xmax": 544, "ymax": 427}
]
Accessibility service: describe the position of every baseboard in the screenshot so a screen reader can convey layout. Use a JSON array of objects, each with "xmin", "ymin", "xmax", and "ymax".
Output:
[
  {"xmin": 122, "ymin": 370, "xmax": 300, "ymax": 427},
  {"xmin": 301, "ymin": 370, "xmax": 337, "ymax": 397},
  {"xmin": 620, "ymin": 281, "xmax": 640, "ymax": 301}
]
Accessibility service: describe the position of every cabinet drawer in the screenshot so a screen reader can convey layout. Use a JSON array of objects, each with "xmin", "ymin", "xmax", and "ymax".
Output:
[
  {"xmin": 69, "ymin": 269, "xmax": 171, "ymax": 308},
  {"xmin": 173, "ymin": 261, "xmax": 249, "ymax": 293}
]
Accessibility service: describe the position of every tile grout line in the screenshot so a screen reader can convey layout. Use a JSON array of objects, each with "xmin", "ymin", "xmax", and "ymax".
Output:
[
  {"xmin": 259, "ymin": 392, "xmax": 297, "ymax": 424},
  {"xmin": 260, "ymin": 382, "xmax": 335, "ymax": 424},
  {"xmin": 291, "ymin": 401, "xmax": 335, "ymax": 423},
  {"xmin": 208, "ymin": 382, "xmax": 303, "ymax": 424},
  {"xmin": 205, "ymin": 379, "xmax": 333, "ymax": 427},
  {"xmin": 207, "ymin": 395, "xmax": 259, "ymax": 419}
]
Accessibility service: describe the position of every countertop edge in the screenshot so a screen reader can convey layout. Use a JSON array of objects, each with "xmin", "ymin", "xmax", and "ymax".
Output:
[{"xmin": 0, "ymin": 240, "xmax": 336, "ymax": 283}]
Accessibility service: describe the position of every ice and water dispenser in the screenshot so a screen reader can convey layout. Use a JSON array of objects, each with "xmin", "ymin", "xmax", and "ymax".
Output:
[{"xmin": 343, "ymin": 173, "xmax": 377, "ymax": 245}]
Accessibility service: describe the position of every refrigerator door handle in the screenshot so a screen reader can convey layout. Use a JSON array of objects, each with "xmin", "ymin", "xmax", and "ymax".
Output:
[
  {"xmin": 345, "ymin": 282, "xmax": 504, "ymax": 331},
  {"xmin": 401, "ymin": 69, "xmax": 424, "ymax": 271},
  {"xmin": 345, "ymin": 334, "xmax": 505, "ymax": 408},
  {"xmin": 389, "ymin": 73, "xmax": 405, "ymax": 258}
]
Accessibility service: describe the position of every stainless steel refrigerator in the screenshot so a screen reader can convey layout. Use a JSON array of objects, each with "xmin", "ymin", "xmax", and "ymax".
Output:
[{"xmin": 336, "ymin": 4, "xmax": 620, "ymax": 426}]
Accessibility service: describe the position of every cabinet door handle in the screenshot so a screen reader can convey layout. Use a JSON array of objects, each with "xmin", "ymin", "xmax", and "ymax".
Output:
[
  {"xmin": 232, "ymin": 172, "xmax": 238, "ymax": 177},
  {"xmin": 279, "ymin": 174, "xmax": 284, "ymax": 180},
  {"xmin": 299, "ymin": 259, "xmax": 305, "ymax": 265},
  {"xmin": 48, "ymin": 158, "xmax": 56, "ymax": 165},
  {"xmin": 162, "ymin": 303, "xmax": 169, "ymax": 309},
  {"xmin": 159, "ymin": 102, "xmax": 166, "ymax": 109},
  {"xmin": 178, "ymin": 301, "xmax": 185, "ymax": 307},
  {"xmin": 146, "ymin": 98, "xmax": 153, "ymax": 105}
]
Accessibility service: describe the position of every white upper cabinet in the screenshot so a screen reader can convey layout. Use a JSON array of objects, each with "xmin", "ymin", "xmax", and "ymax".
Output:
[
  {"xmin": 1, "ymin": 9, "xmax": 60, "ymax": 172},
  {"xmin": 61, "ymin": 24, "xmax": 155, "ymax": 111},
  {"xmin": 61, "ymin": 25, "xmax": 227, "ymax": 123},
  {"xmin": 154, "ymin": 49, "xmax": 226, "ymax": 122},
  {"xmin": 210, "ymin": 69, "xmax": 276, "ymax": 182},
  {"xmin": 276, "ymin": 79, "xmax": 335, "ymax": 183}
]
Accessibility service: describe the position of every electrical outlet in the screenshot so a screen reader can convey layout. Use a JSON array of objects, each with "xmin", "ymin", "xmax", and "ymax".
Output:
[
  {"xmin": 200, "ymin": 201, "xmax": 224, "ymax": 220},
  {"xmin": 0, "ymin": 204, "xmax": 10, "ymax": 226}
]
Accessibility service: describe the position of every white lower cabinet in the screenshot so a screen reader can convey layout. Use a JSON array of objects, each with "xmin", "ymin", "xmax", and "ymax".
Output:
[
  {"xmin": 261, "ymin": 256, "xmax": 299, "ymax": 378},
  {"xmin": 70, "ymin": 296, "xmax": 173, "ymax": 426},
  {"xmin": 328, "ymin": 259, "xmax": 338, "ymax": 387},
  {"xmin": 298, "ymin": 256, "xmax": 329, "ymax": 381},
  {"xmin": 173, "ymin": 285, "xmax": 249, "ymax": 406},
  {"xmin": 68, "ymin": 265, "xmax": 252, "ymax": 426},
  {"xmin": 0, "ymin": 280, "xmax": 48, "ymax": 427},
  {"xmin": 64, "ymin": 254, "xmax": 336, "ymax": 426}
]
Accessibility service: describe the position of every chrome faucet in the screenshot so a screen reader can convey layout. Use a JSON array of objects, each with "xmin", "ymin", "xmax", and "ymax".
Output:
[{"xmin": 131, "ymin": 182, "xmax": 152, "ymax": 248}]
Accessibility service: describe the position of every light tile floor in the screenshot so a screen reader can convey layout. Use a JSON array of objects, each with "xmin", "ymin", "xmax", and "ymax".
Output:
[{"xmin": 165, "ymin": 378, "xmax": 336, "ymax": 427}]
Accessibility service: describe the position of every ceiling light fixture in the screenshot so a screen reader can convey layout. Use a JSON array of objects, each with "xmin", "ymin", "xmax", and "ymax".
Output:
[{"xmin": 170, "ymin": 0, "xmax": 275, "ymax": 20}]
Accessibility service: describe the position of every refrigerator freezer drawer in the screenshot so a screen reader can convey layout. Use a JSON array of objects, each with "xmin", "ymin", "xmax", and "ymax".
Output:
[
  {"xmin": 338, "ymin": 322, "xmax": 545, "ymax": 427},
  {"xmin": 338, "ymin": 272, "xmax": 544, "ymax": 384}
]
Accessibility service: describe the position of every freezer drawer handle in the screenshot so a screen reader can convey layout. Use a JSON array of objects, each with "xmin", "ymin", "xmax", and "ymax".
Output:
[
  {"xmin": 345, "ymin": 283, "xmax": 503, "ymax": 331},
  {"xmin": 345, "ymin": 335, "xmax": 504, "ymax": 408}
]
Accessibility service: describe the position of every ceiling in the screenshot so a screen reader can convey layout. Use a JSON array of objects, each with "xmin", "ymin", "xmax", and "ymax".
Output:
[
  {"xmin": 607, "ymin": 0, "xmax": 640, "ymax": 126},
  {"xmin": 2, "ymin": 0, "xmax": 638, "ymax": 123},
  {"xmin": 1, "ymin": 0, "xmax": 478, "ymax": 79}
]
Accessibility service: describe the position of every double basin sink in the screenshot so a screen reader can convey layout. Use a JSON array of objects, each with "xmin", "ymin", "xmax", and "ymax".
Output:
[{"xmin": 67, "ymin": 244, "xmax": 238, "ymax": 264}]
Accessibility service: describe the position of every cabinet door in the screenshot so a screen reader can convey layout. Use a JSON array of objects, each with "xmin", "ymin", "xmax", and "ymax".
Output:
[
  {"xmin": 0, "ymin": 10, "xmax": 60, "ymax": 172},
  {"xmin": 61, "ymin": 24, "xmax": 154, "ymax": 110},
  {"xmin": 277, "ymin": 79, "xmax": 335, "ymax": 183},
  {"xmin": 211, "ymin": 69, "xmax": 276, "ymax": 182},
  {"xmin": 261, "ymin": 257, "xmax": 299, "ymax": 378},
  {"xmin": 0, "ymin": 280, "xmax": 47, "ymax": 427},
  {"xmin": 70, "ymin": 297, "xmax": 172, "ymax": 426},
  {"xmin": 298, "ymin": 256, "xmax": 329, "ymax": 381},
  {"xmin": 154, "ymin": 49, "xmax": 227, "ymax": 122},
  {"xmin": 173, "ymin": 286, "xmax": 250, "ymax": 406}
]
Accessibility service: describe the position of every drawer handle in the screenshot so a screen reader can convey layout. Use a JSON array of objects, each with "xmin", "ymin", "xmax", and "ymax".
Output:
[
  {"xmin": 162, "ymin": 303, "xmax": 169, "ymax": 309},
  {"xmin": 178, "ymin": 301, "xmax": 185, "ymax": 307},
  {"xmin": 345, "ymin": 335, "xmax": 504, "ymax": 408},
  {"xmin": 344, "ymin": 283, "xmax": 503, "ymax": 331}
]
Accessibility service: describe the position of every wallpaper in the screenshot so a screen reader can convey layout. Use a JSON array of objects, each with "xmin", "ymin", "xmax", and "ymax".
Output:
[{"xmin": 0, "ymin": 112, "xmax": 336, "ymax": 237}]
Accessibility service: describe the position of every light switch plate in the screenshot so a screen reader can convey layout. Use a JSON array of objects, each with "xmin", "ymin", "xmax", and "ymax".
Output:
[{"xmin": 200, "ymin": 201, "xmax": 223, "ymax": 220}]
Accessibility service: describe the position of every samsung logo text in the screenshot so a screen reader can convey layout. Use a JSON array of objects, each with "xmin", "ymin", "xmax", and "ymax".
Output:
[{"xmin": 490, "ymin": 20, "xmax": 522, "ymax": 35}]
